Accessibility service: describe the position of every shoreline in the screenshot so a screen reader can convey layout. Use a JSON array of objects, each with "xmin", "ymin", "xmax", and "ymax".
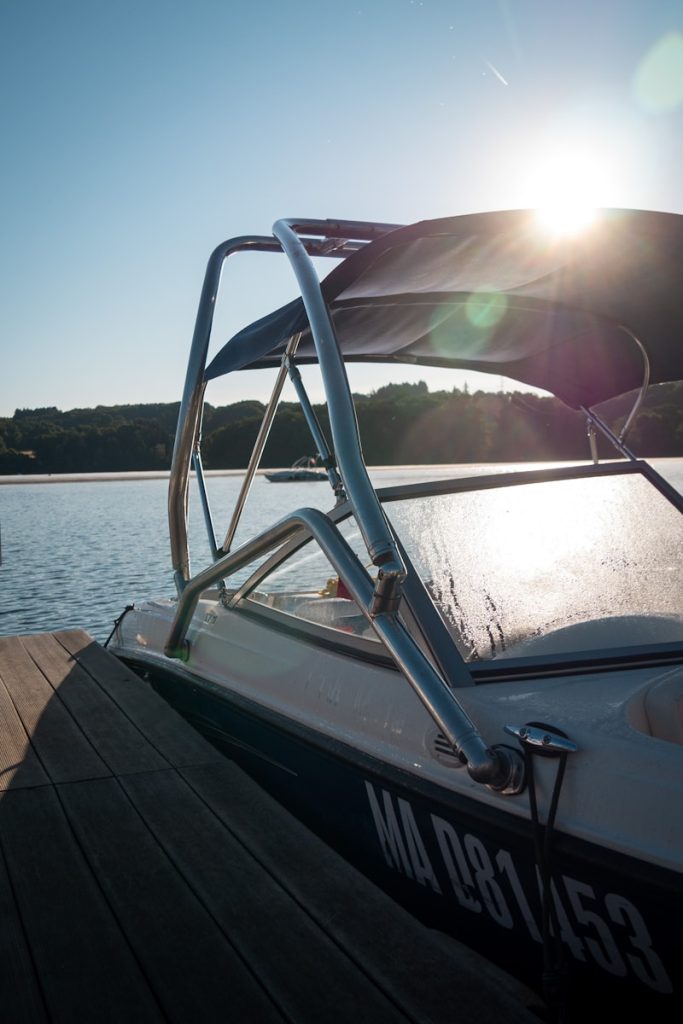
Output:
[
  {"xmin": 0, "ymin": 462, "xmax": 565, "ymax": 485},
  {"xmin": 0, "ymin": 469, "xmax": 242, "ymax": 485},
  {"xmin": 1, "ymin": 457, "xmax": 680, "ymax": 486}
]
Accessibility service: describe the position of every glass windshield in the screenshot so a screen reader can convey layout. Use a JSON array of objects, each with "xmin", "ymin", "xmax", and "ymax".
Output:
[
  {"xmin": 245, "ymin": 522, "xmax": 378, "ymax": 642},
  {"xmin": 385, "ymin": 472, "xmax": 682, "ymax": 662}
]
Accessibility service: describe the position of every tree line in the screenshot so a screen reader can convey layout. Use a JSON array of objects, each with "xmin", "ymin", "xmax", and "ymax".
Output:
[{"xmin": 1, "ymin": 381, "xmax": 681, "ymax": 475}]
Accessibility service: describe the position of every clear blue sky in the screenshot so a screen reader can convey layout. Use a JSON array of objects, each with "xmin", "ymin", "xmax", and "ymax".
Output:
[{"xmin": 2, "ymin": 0, "xmax": 681, "ymax": 416}]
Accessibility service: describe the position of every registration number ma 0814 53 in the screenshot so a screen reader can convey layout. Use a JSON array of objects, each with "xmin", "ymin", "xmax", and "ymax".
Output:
[{"xmin": 365, "ymin": 782, "xmax": 672, "ymax": 995}]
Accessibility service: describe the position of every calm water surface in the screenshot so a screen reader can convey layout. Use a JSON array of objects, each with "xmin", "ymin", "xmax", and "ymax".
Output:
[{"xmin": 1, "ymin": 461, "xmax": 681, "ymax": 643}]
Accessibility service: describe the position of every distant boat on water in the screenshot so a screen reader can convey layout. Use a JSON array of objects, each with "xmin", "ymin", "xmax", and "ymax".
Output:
[{"xmin": 265, "ymin": 456, "xmax": 328, "ymax": 482}]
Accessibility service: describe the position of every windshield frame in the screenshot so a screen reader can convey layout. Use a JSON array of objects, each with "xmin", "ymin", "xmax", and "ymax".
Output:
[{"xmin": 228, "ymin": 459, "xmax": 683, "ymax": 682}]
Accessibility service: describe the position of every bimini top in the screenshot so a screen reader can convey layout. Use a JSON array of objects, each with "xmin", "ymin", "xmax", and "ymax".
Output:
[{"xmin": 205, "ymin": 208, "xmax": 683, "ymax": 409}]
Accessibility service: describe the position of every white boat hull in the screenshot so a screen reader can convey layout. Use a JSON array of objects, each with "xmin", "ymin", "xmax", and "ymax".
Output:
[{"xmin": 111, "ymin": 598, "xmax": 683, "ymax": 1015}]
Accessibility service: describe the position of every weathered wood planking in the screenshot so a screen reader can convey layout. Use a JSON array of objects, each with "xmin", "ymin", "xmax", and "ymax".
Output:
[
  {"xmin": 0, "ymin": 630, "xmax": 539, "ymax": 1024},
  {"xmin": 119, "ymin": 768, "xmax": 405, "ymax": 1023},
  {"xmin": 0, "ymin": 635, "xmax": 109, "ymax": 784},
  {"xmin": 0, "ymin": 838, "xmax": 48, "ymax": 1023},
  {"xmin": 0, "ymin": 669, "xmax": 48, "ymax": 790},
  {"xmin": 1, "ymin": 784, "xmax": 165, "ymax": 1023},
  {"xmin": 57, "ymin": 777, "xmax": 283, "ymax": 1024},
  {"xmin": 56, "ymin": 629, "xmax": 223, "ymax": 768},
  {"xmin": 180, "ymin": 759, "xmax": 538, "ymax": 1023},
  {"xmin": 20, "ymin": 631, "xmax": 168, "ymax": 776}
]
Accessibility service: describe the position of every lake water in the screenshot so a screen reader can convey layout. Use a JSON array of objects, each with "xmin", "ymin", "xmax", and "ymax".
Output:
[{"xmin": 1, "ymin": 460, "xmax": 681, "ymax": 643}]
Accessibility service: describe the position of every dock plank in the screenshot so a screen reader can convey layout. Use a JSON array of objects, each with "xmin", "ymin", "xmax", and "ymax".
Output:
[
  {"xmin": 57, "ymin": 775, "xmax": 284, "ymax": 1024},
  {"xmin": 121, "ymin": 767, "xmax": 410, "ymax": 1024},
  {"xmin": 0, "ymin": 632, "xmax": 540, "ymax": 1023},
  {"xmin": 0, "ymin": 672, "xmax": 48, "ymax": 790},
  {"xmin": 0, "ymin": 785, "xmax": 165, "ymax": 1023},
  {"xmin": 0, "ymin": 845, "xmax": 48, "ymax": 1023},
  {"xmin": 55, "ymin": 629, "xmax": 223, "ymax": 768},
  {"xmin": 21, "ymin": 633, "xmax": 168, "ymax": 776},
  {"xmin": 0, "ymin": 636, "xmax": 109, "ymax": 783},
  {"xmin": 182, "ymin": 760, "xmax": 538, "ymax": 1024}
]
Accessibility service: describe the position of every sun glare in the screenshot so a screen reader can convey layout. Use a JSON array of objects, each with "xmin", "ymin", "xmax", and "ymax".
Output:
[
  {"xmin": 536, "ymin": 201, "xmax": 597, "ymax": 235},
  {"xmin": 529, "ymin": 149, "xmax": 612, "ymax": 237}
]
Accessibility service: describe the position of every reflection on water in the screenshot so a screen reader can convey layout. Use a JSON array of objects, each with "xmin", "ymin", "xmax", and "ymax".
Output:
[{"xmin": 1, "ymin": 461, "xmax": 681, "ymax": 643}]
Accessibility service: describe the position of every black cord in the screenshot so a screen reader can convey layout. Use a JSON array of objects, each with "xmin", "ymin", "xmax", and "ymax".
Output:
[
  {"xmin": 103, "ymin": 604, "xmax": 134, "ymax": 648},
  {"xmin": 525, "ymin": 746, "xmax": 571, "ymax": 1022}
]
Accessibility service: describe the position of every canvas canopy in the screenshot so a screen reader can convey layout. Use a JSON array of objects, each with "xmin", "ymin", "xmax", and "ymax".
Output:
[{"xmin": 205, "ymin": 209, "xmax": 683, "ymax": 409}]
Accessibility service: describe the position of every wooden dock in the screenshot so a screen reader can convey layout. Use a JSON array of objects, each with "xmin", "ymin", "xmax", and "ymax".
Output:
[{"xmin": 0, "ymin": 630, "xmax": 540, "ymax": 1023}]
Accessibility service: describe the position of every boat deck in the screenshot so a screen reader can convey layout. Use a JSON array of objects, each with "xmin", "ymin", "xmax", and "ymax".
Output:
[{"xmin": 0, "ymin": 630, "xmax": 538, "ymax": 1023}]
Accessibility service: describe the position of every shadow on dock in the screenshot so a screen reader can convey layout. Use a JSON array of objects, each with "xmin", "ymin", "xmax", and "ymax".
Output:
[{"xmin": 0, "ymin": 630, "xmax": 544, "ymax": 1023}]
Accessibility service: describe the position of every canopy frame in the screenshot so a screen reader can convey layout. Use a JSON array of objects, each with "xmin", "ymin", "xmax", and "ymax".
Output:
[
  {"xmin": 168, "ymin": 221, "xmax": 397, "ymax": 591},
  {"xmin": 169, "ymin": 214, "xmax": 666, "ymax": 596}
]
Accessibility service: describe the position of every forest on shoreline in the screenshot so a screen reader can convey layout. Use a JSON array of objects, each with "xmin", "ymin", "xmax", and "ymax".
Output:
[{"xmin": 2, "ymin": 380, "xmax": 682, "ymax": 475}]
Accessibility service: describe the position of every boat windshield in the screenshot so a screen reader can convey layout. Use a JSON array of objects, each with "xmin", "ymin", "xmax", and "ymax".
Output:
[{"xmin": 383, "ymin": 472, "xmax": 682, "ymax": 662}]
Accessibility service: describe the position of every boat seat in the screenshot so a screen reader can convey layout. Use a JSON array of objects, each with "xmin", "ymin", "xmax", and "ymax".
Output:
[
  {"xmin": 639, "ymin": 667, "xmax": 683, "ymax": 745},
  {"xmin": 295, "ymin": 597, "xmax": 371, "ymax": 635}
]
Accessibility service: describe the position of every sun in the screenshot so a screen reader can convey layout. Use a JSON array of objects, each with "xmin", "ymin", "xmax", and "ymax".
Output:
[
  {"xmin": 528, "ymin": 149, "xmax": 613, "ymax": 237},
  {"xmin": 536, "ymin": 200, "xmax": 597, "ymax": 235}
]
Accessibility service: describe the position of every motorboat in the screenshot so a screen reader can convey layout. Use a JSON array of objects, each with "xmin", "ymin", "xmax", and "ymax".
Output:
[
  {"xmin": 265, "ymin": 455, "xmax": 328, "ymax": 482},
  {"xmin": 109, "ymin": 210, "xmax": 683, "ymax": 1018}
]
